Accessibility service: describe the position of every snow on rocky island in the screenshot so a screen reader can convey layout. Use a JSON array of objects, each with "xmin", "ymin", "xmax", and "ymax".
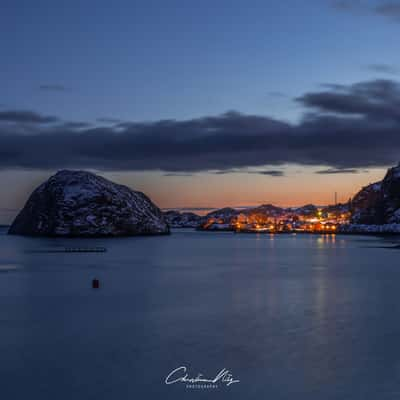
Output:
[{"xmin": 8, "ymin": 170, "xmax": 169, "ymax": 237}]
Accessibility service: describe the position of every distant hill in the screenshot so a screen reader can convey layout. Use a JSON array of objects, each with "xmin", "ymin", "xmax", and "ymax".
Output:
[{"xmin": 163, "ymin": 210, "xmax": 202, "ymax": 228}]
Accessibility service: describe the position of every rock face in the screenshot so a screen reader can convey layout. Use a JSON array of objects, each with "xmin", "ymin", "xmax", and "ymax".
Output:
[
  {"xmin": 381, "ymin": 165, "xmax": 400, "ymax": 223},
  {"xmin": 351, "ymin": 181, "xmax": 383, "ymax": 224},
  {"xmin": 8, "ymin": 170, "xmax": 169, "ymax": 237},
  {"xmin": 351, "ymin": 163, "xmax": 400, "ymax": 225},
  {"xmin": 163, "ymin": 211, "xmax": 202, "ymax": 228}
]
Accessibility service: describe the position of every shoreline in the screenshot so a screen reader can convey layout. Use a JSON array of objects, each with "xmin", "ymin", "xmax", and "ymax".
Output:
[{"xmin": 196, "ymin": 228, "xmax": 400, "ymax": 237}]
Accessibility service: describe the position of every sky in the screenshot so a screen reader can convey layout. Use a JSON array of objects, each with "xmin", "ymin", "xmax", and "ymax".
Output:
[{"xmin": 1, "ymin": 0, "xmax": 400, "ymax": 222}]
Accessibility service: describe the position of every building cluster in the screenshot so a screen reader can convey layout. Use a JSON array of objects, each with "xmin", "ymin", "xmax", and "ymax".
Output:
[{"xmin": 200, "ymin": 207, "xmax": 351, "ymax": 233}]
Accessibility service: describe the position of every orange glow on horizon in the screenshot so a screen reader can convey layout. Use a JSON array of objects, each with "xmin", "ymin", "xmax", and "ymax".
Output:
[{"xmin": 119, "ymin": 166, "xmax": 386, "ymax": 212}]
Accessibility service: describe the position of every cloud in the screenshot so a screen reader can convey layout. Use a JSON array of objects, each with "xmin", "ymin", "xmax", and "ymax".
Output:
[
  {"xmin": 256, "ymin": 170, "xmax": 285, "ymax": 176},
  {"xmin": 96, "ymin": 117, "xmax": 124, "ymax": 124},
  {"xmin": 242, "ymin": 170, "xmax": 285, "ymax": 176},
  {"xmin": 366, "ymin": 64, "xmax": 400, "ymax": 75},
  {"xmin": 1, "ymin": 79, "xmax": 400, "ymax": 172},
  {"xmin": 39, "ymin": 84, "xmax": 68, "ymax": 92},
  {"xmin": 332, "ymin": 0, "xmax": 364, "ymax": 11},
  {"xmin": 332, "ymin": 0, "xmax": 400, "ymax": 21},
  {"xmin": 296, "ymin": 79, "xmax": 400, "ymax": 120},
  {"xmin": 316, "ymin": 168, "xmax": 360, "ymax": 174},
  {"xmin": 0, "ymin": 110, "xmax": 58, "ymax": 124},
  {"xmin": 319, "ymin": 83, "xmax": 347, "ymax": 90},
  {"xmin": 211, "ymin": 169, "xmax": 284, "ymax": 176},
  {"xmin": 163, "ymin": 172, "xmax": 195, "ymax": 177},
  {"xmin": 375, "ymin": 2, "xmax": 400, "ymax": 21}
]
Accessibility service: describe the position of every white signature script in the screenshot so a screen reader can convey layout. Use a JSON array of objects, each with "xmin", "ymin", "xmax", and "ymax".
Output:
[{"xmin": 165, "ymin": 366, "xmax": 240, "ymax": 387}]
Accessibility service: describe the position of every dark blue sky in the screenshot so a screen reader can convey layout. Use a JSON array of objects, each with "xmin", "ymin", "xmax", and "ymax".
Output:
[
  {"xmin": 2, "ymin": 0, "xmax": 399, "ymax": 122},
  {"xmin": 1, "ymin": 0, "xmax": 400, "ymax": 222}
]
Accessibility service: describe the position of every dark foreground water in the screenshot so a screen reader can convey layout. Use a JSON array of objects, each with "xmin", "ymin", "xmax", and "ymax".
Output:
[{"xmin": 2, "ymin": 228, "xmax": 400, "ymax": 399}]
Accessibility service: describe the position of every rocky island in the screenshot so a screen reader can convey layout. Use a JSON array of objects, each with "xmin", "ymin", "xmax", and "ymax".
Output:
[{"xmin": 8, "ymin": 170, "xmax": 169, "ymax": 237}]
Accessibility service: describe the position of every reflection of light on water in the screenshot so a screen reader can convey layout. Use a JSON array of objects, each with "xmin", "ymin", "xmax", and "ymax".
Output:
[
  {"xmin": 0, "ymin": 264, "xmax": 19, "ymax": 272},
  {"xmin": 317, "ymin": 234, "xmax": 337, "ymax": 247}
]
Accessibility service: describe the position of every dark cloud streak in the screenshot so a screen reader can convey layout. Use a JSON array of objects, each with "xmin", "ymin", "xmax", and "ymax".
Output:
[
  {"xmin": 0, "ymin": 110, "xmax": 58, "ymax": 124},
  {"xmin": 212, "ymin": 169, "xmax": 285, "ymax": 176},
  {"xmin": 1, "ymin": 79, "xmax": 400, "ymax": 173},
  {"xmin": 39, "ymin": 84, "xmax": 68, "ymax": 92},
  {"xmin": 297, "ymin": 79, "xmax": 400, "ymax": 120},
  {"xmin": 375, "ymin": 2, "xmax": 400, "ymax": 21},
  {"xmin": 333, "ymin": 0, "xmax": 400, "ymax": 22},
  {"xmin": 316, "ymin": 168, "xmax": 360, "ymax": 174},
  {"xmin": 248, "ymin": 170, "xmax": 285, "ymax": 176},
  {"xmin": 332, "ymin": 0, "xmax": 364, "ymax": 12},
  {"xmin": 366, "ymin": 64, "xmax": 400, "ymax": 75}
]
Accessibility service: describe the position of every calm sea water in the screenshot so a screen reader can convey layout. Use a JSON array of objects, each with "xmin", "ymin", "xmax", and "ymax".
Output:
[{"xmin": 1, "ymin": 227, "xmax": 400, "ymax": 399}]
